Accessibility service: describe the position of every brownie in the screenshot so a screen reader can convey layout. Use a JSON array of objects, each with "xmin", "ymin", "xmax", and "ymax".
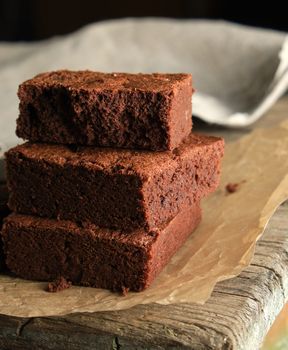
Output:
[
  {"xmin": 16, "ymin": 70, "xmax": 193, "ymax": 151},
  {"xmin": 6, "ymin": 134, "xmax": 224, "ymax": 231},
  {"xmin": 47, "ymin": 277, "xmax": 72, "ymax": 293},
  {"xmin": 0, "ymin": 183, "xmax": 10, "ymax": 271},
  {"xmin": 2, "ymin": 203, "xmax": 201, "ymax": 292}
]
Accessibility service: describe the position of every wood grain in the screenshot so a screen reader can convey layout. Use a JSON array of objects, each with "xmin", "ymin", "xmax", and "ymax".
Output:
[{"xmin": 1, "ymin": 97, "xmax": 288, "ymax": 349}]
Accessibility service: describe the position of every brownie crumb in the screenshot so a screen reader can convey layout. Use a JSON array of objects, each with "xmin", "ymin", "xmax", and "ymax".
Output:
[
  {"xmin": 121, "ymin": 286, "xmax": 130, "ymax": 296},
  {"xmin": 226, "ymin": 183, "xmax": 240, "ymax": 194},
  {"xmin": 47, "ymin": 277, "xmax": 72, "ymax": 293}
]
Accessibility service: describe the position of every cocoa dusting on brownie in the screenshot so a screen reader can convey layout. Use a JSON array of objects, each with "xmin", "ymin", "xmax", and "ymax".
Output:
[{"xmin": 47, "ymin": 276, "xmax": 72, "ymax": 293}]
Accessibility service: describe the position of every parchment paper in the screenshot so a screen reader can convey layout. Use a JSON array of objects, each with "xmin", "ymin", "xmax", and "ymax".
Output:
[{"xmin": 1, "ymin": 121, "xmax": 288, "ymax": 317}]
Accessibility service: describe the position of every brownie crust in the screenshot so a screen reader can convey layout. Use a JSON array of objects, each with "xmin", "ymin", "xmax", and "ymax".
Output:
[
  {"xmin": 16, "ymin": 70, "xmax": 193, "ymax": 151},
  {"xmin": 2, "ymin": 204, "xmax": 201, "ymax": 292},
  {"xmin": 6, "ymin": 134, "xmax": 224, "ymax": 231}
]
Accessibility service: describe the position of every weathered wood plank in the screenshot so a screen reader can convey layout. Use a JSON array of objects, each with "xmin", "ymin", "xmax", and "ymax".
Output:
[{"xmin": 0, "ymin": 202, "xmax": 287, "ymax": 350}]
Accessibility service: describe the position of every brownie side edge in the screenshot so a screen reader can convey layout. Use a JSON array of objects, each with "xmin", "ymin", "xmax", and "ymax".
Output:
[
  {"xmin": 168, "ymin": 74, "xmax": 193, "ymax": 150},
  {"xmin": 145, "ymin": 203, "xmax": 202, "ymax": 288}
]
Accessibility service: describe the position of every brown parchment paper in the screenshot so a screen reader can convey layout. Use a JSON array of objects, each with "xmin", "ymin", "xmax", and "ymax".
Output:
[{"xmin": 1, "ymin": 122, "xmax": 288, "ymax": 317}]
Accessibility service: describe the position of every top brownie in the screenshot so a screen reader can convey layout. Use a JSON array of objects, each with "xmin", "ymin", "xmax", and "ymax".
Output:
[{"xmin": 16, "ymin": 70, "xmax": 193, "ymax": 151}]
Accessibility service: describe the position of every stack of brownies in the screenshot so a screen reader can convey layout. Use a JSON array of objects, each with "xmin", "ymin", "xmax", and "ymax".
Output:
[{"xmin": 1, "ymin": 71, "xmax": 224, "ymax": 292}]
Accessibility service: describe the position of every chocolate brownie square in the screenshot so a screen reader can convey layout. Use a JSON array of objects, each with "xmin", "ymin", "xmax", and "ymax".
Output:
[
  {"xmin": 16, "ymin": 70, "xmax": 193, "ymax": 151},
  {"xmin": 2, "ymin": 203, "xmax": 201, "ymax": 292},
  {"xmin": 6, "ymin": 134, "xmax": 224, "ymax": 231}
]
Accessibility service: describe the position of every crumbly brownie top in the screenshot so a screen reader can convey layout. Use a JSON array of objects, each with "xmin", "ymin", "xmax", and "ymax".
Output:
[
  {"xmin": 10, "ymin": 134, "xmax": 224, "ymax": 177},
  {"xmin": 20, "ymin": 70, "xmax": 192, "ymax": 93}
]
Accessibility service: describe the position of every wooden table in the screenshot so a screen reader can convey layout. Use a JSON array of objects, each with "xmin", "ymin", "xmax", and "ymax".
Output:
[{"xmin": 1, "ymin": 97, "xmax": 288, "ymax": 350}]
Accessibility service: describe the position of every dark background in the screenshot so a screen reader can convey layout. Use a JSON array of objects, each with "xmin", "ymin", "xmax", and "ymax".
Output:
[{"xmin": 0, "ymin": 0, "xmax": 287, "ymax": 41}]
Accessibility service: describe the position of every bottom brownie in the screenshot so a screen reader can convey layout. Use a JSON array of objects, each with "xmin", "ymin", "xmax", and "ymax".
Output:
[{"xmin": 2, "ymin": 203, "xmax": 201, "ymax": 292}]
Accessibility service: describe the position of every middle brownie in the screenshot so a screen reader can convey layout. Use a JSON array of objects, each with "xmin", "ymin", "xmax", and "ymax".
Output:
[{"xmin": 6, "ymin": 133, "xmax": 224, "ymax": 231}]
